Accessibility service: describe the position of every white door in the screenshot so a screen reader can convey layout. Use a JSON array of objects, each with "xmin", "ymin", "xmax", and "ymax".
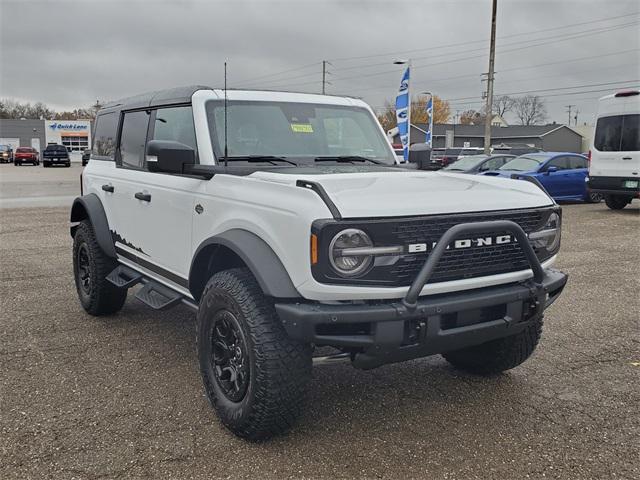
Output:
[
  {"xmin": 31, "ymin": 138, "xmax": 41, "ymax": 152},
  {"xmin": 108, "ymin": 107, "xmax": 201, "ymax": 287}
]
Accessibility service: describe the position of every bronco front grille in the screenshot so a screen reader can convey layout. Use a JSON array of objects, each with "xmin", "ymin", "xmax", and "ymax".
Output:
[
  {"xmin": 390, "ymin": 209, "xmax": 548, "ymax": 284},
  {"xmin": 311, "ymin": 207, "xmax": 557, "ymax": 287}
]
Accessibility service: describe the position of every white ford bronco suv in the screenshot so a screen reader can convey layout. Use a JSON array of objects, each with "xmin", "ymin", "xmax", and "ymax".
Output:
[{"xmin": 71, "ymin": 86, "xmax": 567, "ymax": 440}]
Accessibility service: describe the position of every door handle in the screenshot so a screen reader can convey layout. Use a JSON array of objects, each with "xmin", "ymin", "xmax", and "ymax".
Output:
[
  {"xmin": 622, "ymin": 157, "xmax": 632, "ymax": 160},
  {"xmin": 101, "ymin": 184, "xmax": 114, "ymax": 193},
  {"xmin": 134, "ymin": 192, "xmax": 151, "ymax": 202}
]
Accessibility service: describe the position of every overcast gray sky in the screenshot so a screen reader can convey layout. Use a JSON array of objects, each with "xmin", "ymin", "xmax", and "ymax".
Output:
[{"xmin": 1, "ymin": 0, "xmax": 638, "ymax": 125}]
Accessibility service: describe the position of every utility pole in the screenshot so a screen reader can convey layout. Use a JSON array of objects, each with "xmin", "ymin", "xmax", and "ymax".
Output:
[
  {"xmin": 322, "ymin": 60, "xmax": 332, "ymax": 95},
  {"xmin": 565, "ymin": 105, "xmax": 575, "ymax": 126},
  {"xmin": 483, "ymin": 0, "xmax": 497, "ymax": 154}
]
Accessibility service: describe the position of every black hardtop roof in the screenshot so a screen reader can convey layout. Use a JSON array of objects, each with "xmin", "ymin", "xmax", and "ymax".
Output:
[{"xmin": 100, "ymin": 85, "xmax": 213, "ymax": 114}]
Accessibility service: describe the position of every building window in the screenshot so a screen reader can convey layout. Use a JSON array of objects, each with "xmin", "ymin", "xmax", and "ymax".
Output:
[{"xmin": 61, "ymin": 135, "xmax": 89, "ymax": 152}]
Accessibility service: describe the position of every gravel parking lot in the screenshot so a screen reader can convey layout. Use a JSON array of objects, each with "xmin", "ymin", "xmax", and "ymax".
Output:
[{"xmin": 1, "ymin": 164, "xmax": 638, "ymax": 479}]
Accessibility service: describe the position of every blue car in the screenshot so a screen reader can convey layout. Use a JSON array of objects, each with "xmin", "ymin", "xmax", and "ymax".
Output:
[{"xmin": 482, "ymin": 152, "xmax": 602, "ymax": 203}]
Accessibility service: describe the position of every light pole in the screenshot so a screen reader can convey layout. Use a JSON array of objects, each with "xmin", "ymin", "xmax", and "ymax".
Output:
[
  {"xmin": 420, "ymin": 91, "xmax": 433, "ymax": 147},
  {"xmin": 394, "ymin": 59, "xmax": 412, "ymax": 157}
]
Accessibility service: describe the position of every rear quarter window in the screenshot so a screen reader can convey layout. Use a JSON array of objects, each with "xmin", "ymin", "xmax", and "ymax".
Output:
[
  {"xmin": 594, "ymin": 114, "xmax": 639, "ymax": 152},
  {"xmin": 92, "ymin": 112, "xmax": 119, "ymax": 159}
]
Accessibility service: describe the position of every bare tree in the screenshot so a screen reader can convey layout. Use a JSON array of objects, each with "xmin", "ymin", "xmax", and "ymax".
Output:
[
  {"xmin": 377, "ymin": 95, "xmax": 451, "ymax": 132},
  {"xmin": 493, "ymin": 95, "xmax": 515, "ymax": 117},
  {"xmin": 0, "ymin": 98, "xmax": 96, "ymax": 120},
  {"xmin": 459, "ymin": 109, "xmax": 486, "ymax": 125},
  {"xmin": 513, "ymin": 95, "xmax": 547, "ymax": 126}
]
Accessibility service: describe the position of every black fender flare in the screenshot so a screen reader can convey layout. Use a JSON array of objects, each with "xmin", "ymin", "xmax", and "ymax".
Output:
[
  {"xmin": 70, "ymin": 193, "xmax": 116, "ymax": 258},
  {"xmin": 190, "ymin": 229, "xmax": 300, "ymax": 299}
]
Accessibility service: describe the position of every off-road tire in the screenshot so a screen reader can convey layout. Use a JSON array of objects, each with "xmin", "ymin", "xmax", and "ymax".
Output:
[
  {"xmin": 72, "ymin": 220, "xmax": 127, "ymax": 316},
  {"xmin": 442, "ymin": 317, "xmax": 543, "ymax": 375},
  {"xmin": 604, "ymin": 194, "xmax": 630, "ymax": 210},
  {"xmin": 197, "ymin": 268, "xmax": 312, "ymax": 441}
]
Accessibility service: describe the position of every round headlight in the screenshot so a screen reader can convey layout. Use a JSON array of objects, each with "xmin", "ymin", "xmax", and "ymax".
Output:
[
  {"xmin": 329, "ymin": 229, "xmax": 373, "ymax": 277},
  {"xmin": 545, "ymin": 212, "xmax": 561, "ymax": 251},
  {"xmin": 530, "ymin": 212, "xmax": 561, "ymax": 252}
]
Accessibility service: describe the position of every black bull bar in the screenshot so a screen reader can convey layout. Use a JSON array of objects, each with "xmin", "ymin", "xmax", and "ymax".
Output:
[{"xmin": 276, "ymin": 220, "xmax": 567, "ymax": 369}]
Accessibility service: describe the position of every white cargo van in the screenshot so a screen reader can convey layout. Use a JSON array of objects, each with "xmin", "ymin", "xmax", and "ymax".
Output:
[{"xmin": 588, "ymin": 90, "xmax": 640, "ymax": 210}]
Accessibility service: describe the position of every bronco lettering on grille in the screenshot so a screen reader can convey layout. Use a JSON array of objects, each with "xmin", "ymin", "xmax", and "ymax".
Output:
[{"xmin": 408, "ymin": 234, "xmax": 514, "ymax": 253}]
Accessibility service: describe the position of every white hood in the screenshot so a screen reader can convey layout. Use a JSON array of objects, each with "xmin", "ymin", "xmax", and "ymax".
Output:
[{"xmin": 252, "ymin": 170, "xmax": 554, "ymax": 219}]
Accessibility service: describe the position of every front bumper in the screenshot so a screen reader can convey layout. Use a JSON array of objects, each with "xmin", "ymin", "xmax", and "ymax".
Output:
[
  {"xmin": 277, "ymin": 269, "xmax": 566, "ymax": 369},
  {"xmin": 277, "ymin": 219, "xmax": 567, "ymax": 369}
]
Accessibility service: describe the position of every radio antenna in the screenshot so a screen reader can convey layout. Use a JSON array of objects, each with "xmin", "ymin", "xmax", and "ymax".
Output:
[{"xmin": 224, "ymin": 61, "xmax": 228, "ymax": 168}]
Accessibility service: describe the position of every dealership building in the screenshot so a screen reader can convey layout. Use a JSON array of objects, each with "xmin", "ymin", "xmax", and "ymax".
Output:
[{"xmin": 0, "ymin": 118, "xmax": 92, "ymax": 162}]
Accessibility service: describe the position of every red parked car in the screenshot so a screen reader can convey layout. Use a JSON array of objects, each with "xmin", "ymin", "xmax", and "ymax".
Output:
[{"xmin": 14, "ymin": 147, "xmax": 40, "ymax": 166}]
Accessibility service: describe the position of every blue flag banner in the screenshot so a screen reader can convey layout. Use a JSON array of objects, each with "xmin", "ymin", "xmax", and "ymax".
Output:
[
  {"xmin": 425, "ymin": 97, "xmax": 433, "ymax": 147},
  {"xmin": 395, "ymin": 67, "xmax": 410, "ymax": 161}
]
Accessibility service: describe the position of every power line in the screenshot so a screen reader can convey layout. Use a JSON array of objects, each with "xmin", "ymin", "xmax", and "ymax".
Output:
[
  {"xmin": 446, "ymin": 79, "xmax": 639, "ymax": 103},
  {"xmin": 368, "ymin": 81, "xmax": 640, "ymax": 111},
  {"xmin": 327, "ymin": 11, "xmax": 639, "ymax": 63},
  {"xmin": 233, "ymin": 12, "xmax": 638, "ymax": 88},
  {"xmin": 330, "ymin": 16, "xmax": 640, "ymax": 73},
  {"xmin": 329, "ymin": 20, "xmax": 639, "ymax": 84},
  {"xmin": 233, "ymin": 61, "xmax": 321, "ymax": 86}
]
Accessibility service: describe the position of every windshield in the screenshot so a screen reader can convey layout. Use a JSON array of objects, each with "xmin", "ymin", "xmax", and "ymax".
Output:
[
  {"xmin": 443, "ymin": 155, "xmax": 487, "ymax": 170},
  {"xmin": 0, "ymin": 146, "xmax": 9, "ymax": 151},
  {"xmin": 499, "ymin": 155, "xmax": 547, "ymax": 171},
  {"xmin": 206, "ymin": 100, "xmax": 395, "ymax": 165},
  {"xmin": 45, "ymin": 145, "xmax": 66, "ymax": 151}
]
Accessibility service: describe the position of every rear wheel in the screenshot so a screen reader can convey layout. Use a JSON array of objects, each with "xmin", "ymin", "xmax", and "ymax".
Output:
[
  {"xmin": 443, "ymin": 317, "xmax": 543, "ymax": 375},
  {"xmin": 73, "ymin": 220, "xmax": 127, "ymax": 316},
  {"xmin": 604, "ymin": 194, "xmax": 631, "ymax": 210},
  {"xmin": 197, "ymin": 268, "xmax": 312, "ymax": 441}
]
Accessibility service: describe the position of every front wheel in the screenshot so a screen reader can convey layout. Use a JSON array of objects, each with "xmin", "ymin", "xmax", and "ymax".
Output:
[
  {"xmin": 197, "ymin": 268, "xmax": 312, "ymax": 441},
  {"xmin": 443, "ymin": 317, "xmax": 543, "ymax": 375},
  {"xmin": 586, "ymin": 191, "xmax": 602, "ymax": 203},
  {"xmin": 604, "ymin": 194, "xmax": 631, "ymax": 210},
  {"xmin": 73, "ymin": 220, "xmax": 127, "ymax": 315}
]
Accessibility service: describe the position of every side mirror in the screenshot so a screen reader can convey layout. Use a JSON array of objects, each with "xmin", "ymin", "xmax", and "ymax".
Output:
[
  {"xmin": 146, "ymin": 140, "xmax": 195, "ymax": 174},
  {"xmin": 545, "ymin": 166, "xmax": 558, "ymax": 175}
]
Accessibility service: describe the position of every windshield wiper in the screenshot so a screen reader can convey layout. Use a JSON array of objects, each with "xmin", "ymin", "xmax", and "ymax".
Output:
[
  {"xmin": 220, "ymin": 155, "xmax": 298, "ymax": 166},
  {"xmin": 314, "ymin": 155, "xmax": 384, "ymax": 165}
]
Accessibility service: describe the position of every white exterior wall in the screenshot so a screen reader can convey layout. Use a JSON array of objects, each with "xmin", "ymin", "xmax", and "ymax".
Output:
[{"xmin": 45, "ymin": 119, "xmax": 92, "ymax": 162}]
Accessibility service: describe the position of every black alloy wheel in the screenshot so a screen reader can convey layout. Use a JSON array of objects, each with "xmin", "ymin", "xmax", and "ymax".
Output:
[
  {"xmin": 210, "ymin": 310, "xmax": 250, "ymax": 402},
  {"xmin": 587, "ymin": 191, "xmax": 603, "ymax": 203},
  {"xmin": 76, "ymin": 243, "xmax": 92, "ymax": 295}
]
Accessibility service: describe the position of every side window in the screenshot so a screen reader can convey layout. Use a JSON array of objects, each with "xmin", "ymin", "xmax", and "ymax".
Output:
[
  {"xmin": 621, "ymin": 114, "xmax": 640, "ymax": 152},
  {"xmin": 482, "ymin": 157, "xmax": 502, "ymax": 171},
  {"xmin": 152, "ymin": 106, "xmax": 198, "ymax": 153},
  {"xmin": 568, "ymin": 156, "xmax": 587, "ymax": 169},
  {"xmin": 92, "ymin": 112, "xmax": 119, "ymax": 160},
  {"xmin": 594, "ymin": 115, "xmax": 622, "ymax": 152},
  {"xmin": 547, "ymin": 157, "xmax": 570, "ymax": 171},
  {"xmin": 119, "ymin": 110, "xmax": 150, "ymax": 169}
]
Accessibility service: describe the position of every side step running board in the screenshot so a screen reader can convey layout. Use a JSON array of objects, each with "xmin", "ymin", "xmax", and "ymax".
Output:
[
  {"xmin": 135, "ymin": 281, "xmax": 184, "ymax": 310},
  {"xmin": 106, "ymin": 265, "xmax": 143, "ymax": 289}
]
